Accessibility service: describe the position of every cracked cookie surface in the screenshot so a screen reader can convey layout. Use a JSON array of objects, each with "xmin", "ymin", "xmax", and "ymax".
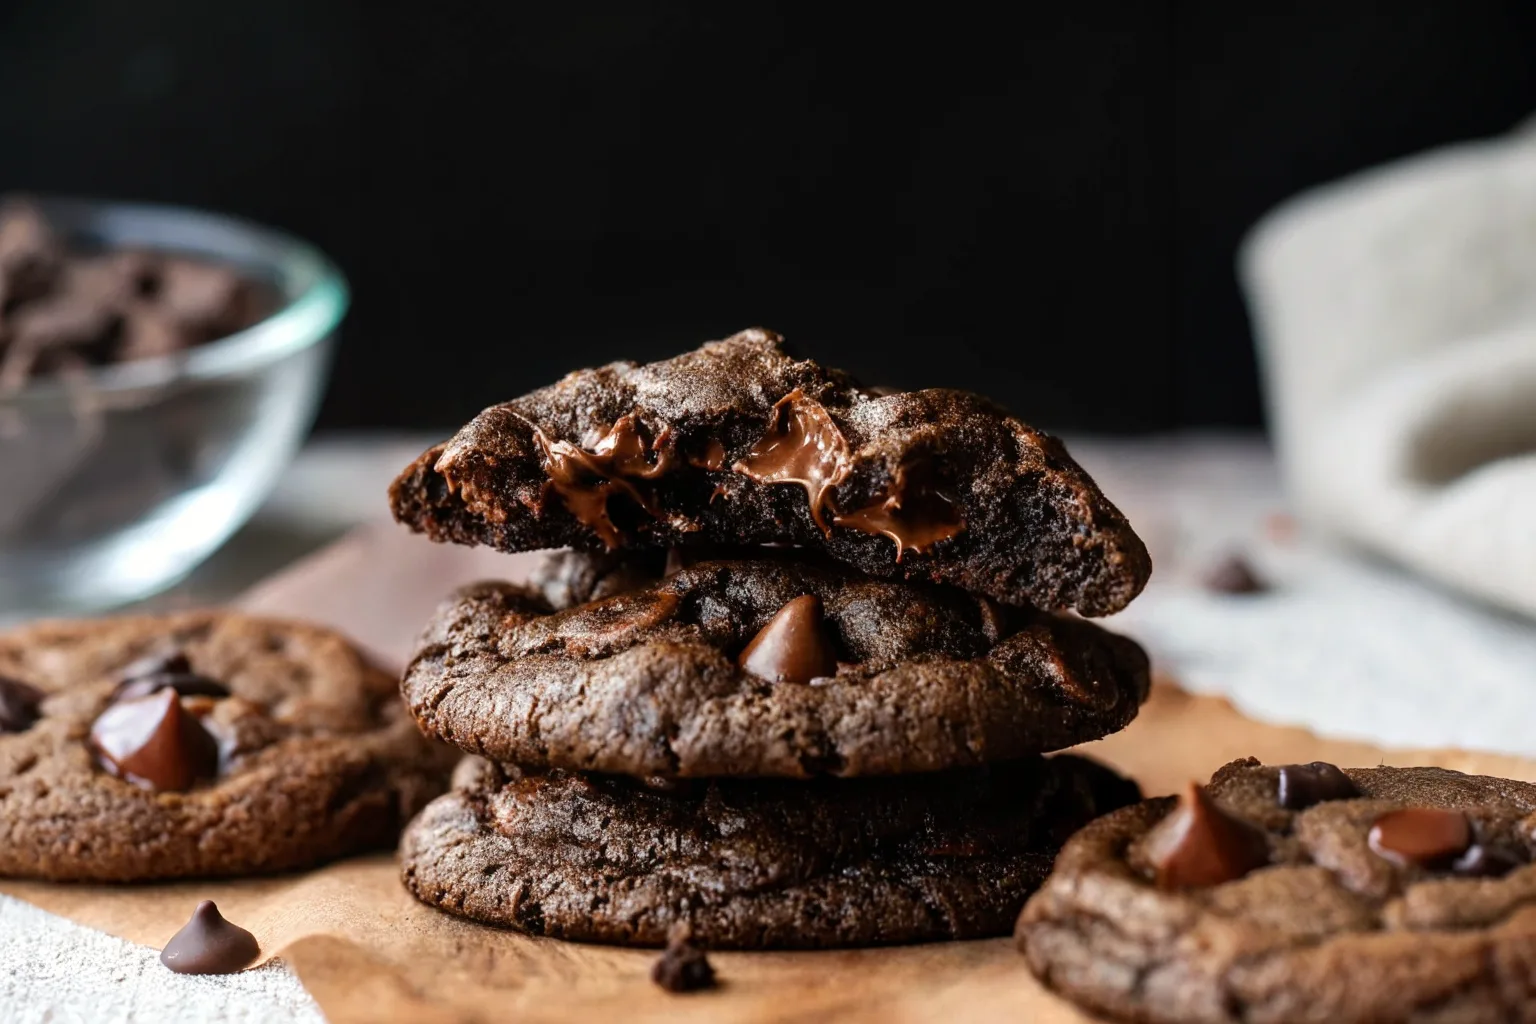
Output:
[
  {"xmin": 389, "ymin": 329, "xmax": 1150, "ymax": 616},
  {"xmin": 401, "ymin": 753, "xmax": 1140, "ymax": 948},
  {"xmin": 0, "ymin": 611, "xmax": 456, "ymax": 881},
  {"xmin": 401, "ymin": 558, "xmax": 1150, "ymax": 779},
  {"xmin": 1016, "ymin": 757, "xmax": 1536, "ymax": 1024}
]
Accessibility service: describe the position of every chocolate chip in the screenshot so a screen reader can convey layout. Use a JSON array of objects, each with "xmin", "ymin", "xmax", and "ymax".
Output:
[
  {"xmin": 114, "ymin": 673, "xmax": 231, "ymax": 703},
  {"xmin": 1367, "ymin": 808, "xmax": 1471, "ymax": 868},
  {"xmin": 1201, "ymin": 554, "xmax": 1268, "ymax": 594},
  {"xmin": 1144, "ymin": 782, "xmax": 1269, "ymax": 888},
  {"xmin": 1277, "ymin": 761, "xmax": 1359, "ymax": 809},
  {"xmin": 160, "ymin": 901, "xmax": 259, "ymax": 974},
  {"xmin": 0, "ymin": 675, "xmax": 44, "ymax": 733},
  {"xmin": 738, "ymin": 594, "xmax": 839, "ymax": 684},
  {"xmin": 119, "ymin": 650, "xmax": 194, "ymax": 680},
  {"xmin": 651, "ymin": 929, "xmax": 715, "ymax": 993},
  {"xmin": 90, "ymin": 688, "xmax": 219, "ymax": 792},
  {"xmin": 112, "ymin": 651, "xmax": 229, "ymax": 702},
  {"xmin": 1451, "ymin": 843, "xmax": 1521, "ymax": 878}
]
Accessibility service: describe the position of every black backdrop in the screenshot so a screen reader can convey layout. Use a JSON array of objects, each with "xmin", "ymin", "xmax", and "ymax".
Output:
[{"xmin": 3, "ymin": 2, "xmax": 1533, "ymax": 432}]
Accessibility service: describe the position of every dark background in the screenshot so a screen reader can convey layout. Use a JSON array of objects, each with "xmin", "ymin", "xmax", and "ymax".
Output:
[{"xmin": 3, "ymin": 2, "xmax": 1533, "ymax": 433}]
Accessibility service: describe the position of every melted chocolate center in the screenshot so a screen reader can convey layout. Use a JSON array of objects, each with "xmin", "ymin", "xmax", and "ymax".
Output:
[
  {"xmin": 732, "ymin": 389, "xmax": 852, "ymax": 534},
  {"xmin": 534, "ymin": 414, "xmax": 676, "ymax": 548},
  {"xmin": 833, "ymin": 462, "xmax": 964, "ymax": 559}
]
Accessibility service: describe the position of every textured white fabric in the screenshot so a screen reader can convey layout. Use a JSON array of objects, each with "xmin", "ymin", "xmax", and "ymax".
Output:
[
  {"xmin": 0, "ymin": 895, "xmax": 322, "ymax": 1024},
  {"xmin": 1072, "ymin": 435, "xmax": 1536, "ymax": 759},
  {"xmin": 1241, "ymin": 117, "xmax": 1536, "ymax": 619}
]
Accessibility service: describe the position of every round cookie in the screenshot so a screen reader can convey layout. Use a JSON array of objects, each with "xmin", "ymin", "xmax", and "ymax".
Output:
[
  {"xmin": 403, "ymin": 558, "xmax": 1151, "ymax": 779},
  {"xmin": 402, "ymin": 753, "xmax": 1141, "ymax": 949},
  {"xmin": 1016, "ymin": 757, "xmax": 1536, "ymax": 1024},
  {"xmin": 0, "ymin": 611, "xmax": 456, "ymax": 881}
]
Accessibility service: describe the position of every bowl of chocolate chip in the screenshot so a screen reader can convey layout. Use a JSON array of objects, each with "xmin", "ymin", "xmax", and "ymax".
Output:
[{"xmin": 0, "ymin": 196, "xmax": 348, "ymax": 614}]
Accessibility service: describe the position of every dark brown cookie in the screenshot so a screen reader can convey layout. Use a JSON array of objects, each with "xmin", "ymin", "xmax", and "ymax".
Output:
[
  {"xmin": 401, "ymin": 753, "xmax": 1140, "ymax": 949},
  {"xmin": 388, "ymin": 329, "xmax": 1150, "ymax": 616},
  {"xmin": 1016, "ymin": 757, "xmax": 1536, "ymax": 1024},
  {"xmin": 0, "ymin": 611, "xmax": 456, "ymax": 881},
  {"xmin": 402, "ymin": 558, "xmax": 1151, "ymax": 778}
]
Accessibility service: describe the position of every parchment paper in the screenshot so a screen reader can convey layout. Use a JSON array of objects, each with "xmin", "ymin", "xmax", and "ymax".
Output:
[{"xmin": 3, "ymin": 523, "xmax": 1534, "ymax": 1023}]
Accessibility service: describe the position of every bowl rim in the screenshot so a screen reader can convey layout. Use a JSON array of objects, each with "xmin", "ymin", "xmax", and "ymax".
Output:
[{"xmin": 5, "ymin": 196, "xmax": 350, "ymax": 405}]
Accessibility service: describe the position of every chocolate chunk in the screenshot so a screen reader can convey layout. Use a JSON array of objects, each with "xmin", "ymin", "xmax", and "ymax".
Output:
[
  {"xmin": 1277, "ymin": 761, "xmax": 1359, "ymax": 810},
  {"xmin": 1451, "ymin": 843, "xmax": 1521, "ymax": 878},
  {"xmin": 114, "ymin": 673, "xmax": 231, "ymax": 703},
  {"xmin": 90, "ymin": 688, "xmax": 219, "ymax": 792},
  {"xmin": 732, "ymin": 389, "xmax": 852, "ymax": 534},
  {"xmin": 737, "ymin": 594, "xmax": 840, "ymax": 684},
  {"xmin": 0, "ymin": 675, "xmax": 44, "ymax": 733},
  {"xmin": 1202, "ymin": 554, "xmax": 1267, "ymax": 595},
  {"xmin": 1143, "ymin": 782, "xmax": 1269, "ymax": 888},
  {"xmin": 0, "ymin": 199, "xmax": 61, "ymax": 307},
  {"xmin": 534, "ymin": 414, "xmax": 675, "ymax": 548},
  {"xmin": 833, "ymin": 461, "xmax": 964, "ymax": 560},
  {"xmin": 1367, "ymin": 808, "xmax": 1471, "ymax": 868},
  {"xmin": 651, "ymin": 929, "xmax": 716, "ymax": 992},
  {"xmin": 112, "ymin": 651, "xmax": 230, "ymax": 702},
  {"xmin": 121, "ymin": 651, "xmax": 194, "ymax": 680},
  {"xmin": 156, "ymin": 258, "xmax": 251, "ymax": 335},
  {"xmin": 160, "ymin": 901, "xmax": 259, "ymax": 974}
]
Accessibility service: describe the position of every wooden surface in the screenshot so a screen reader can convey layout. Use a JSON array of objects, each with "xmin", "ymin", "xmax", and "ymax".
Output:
[{"xmin": 4, "ymin": 524, "xmax": 1536, "ymax": 1022}]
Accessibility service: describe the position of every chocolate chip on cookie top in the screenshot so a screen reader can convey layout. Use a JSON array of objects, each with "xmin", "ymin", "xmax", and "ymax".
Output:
[
  {"xmin": 90, "ymin": 688, "xmax": 220, "ymax": 792},
  {"xmin": 1367, "ymin": 807, "xmax": 1472, "ymax": 868},
  {"xmin": 0, "ymin": 675, "xmax": 43, "ymax": 733},
  {"xmin": 111, "ymin": 650, "xmax": 231, "ymax": 702},
  {"xmin": 1140, "ymin": 782, "xmax": 1269, "ymax": 889},
  {"xmin": 390, "ymin": 329, "xmax": 1150, "ymax": 616},
  {"xmin": 1276, "ymin": 760, "xmax": 1359, "ymax": 809},
  {"xmin": 1018, "ymin": 758, "xmax": 1536, "ymax": 1024},
  {"xmin": 736, "ymin": 594, "xmax": 840, "ymax": 684},
  {"xmin": 402, "ymin": 558, "xmax": 1151, "ymax": 779}
]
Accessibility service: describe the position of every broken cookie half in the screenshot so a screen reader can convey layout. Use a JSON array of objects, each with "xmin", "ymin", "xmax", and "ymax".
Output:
[{"xmin": 388, "ymin": 328, "xmax": 1150, "ymax": 616}]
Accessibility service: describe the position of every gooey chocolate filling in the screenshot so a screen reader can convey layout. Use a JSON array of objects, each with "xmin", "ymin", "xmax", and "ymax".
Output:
[
  {"xmin": 533, "ymin": 414, "xmax": 677, "ymax": 548},
  {"xmin": 532, "ymin": 390, "xmax": 968, "ymax": 553}
]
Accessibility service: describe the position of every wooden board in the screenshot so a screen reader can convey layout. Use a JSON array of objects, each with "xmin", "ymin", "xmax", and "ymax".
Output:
[{"xmin": 5, "ymin": 524, "xmax": 1535, "ymax": 1023}]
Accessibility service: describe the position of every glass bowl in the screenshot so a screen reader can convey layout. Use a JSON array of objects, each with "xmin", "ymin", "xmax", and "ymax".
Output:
[{"xmin": 0, "ymin": 198, "xmax": 348, "ymax": 615}]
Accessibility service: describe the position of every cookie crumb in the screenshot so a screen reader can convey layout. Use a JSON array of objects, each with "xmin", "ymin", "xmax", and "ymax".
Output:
[
  {"xmin": 1201, "ymin": 553, "xmax": 1268, "ymax": 594},
  {"xmin": 651, "ymin": 927, "xmax": 716, "ymax": 993}
]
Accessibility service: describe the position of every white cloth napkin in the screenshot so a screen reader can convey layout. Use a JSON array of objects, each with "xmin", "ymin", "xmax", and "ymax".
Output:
[{"xmin": 1241, "ymin": 117, "xmax": 1536, "ymax": 619}]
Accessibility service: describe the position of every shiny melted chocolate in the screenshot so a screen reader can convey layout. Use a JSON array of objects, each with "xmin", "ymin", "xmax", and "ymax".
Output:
[
  {"xmin": 732, "ymin": 389, "xmax": 852, "ymax": 534},
  {"xmin": 834, "ymin": 462, "xmax": 964, "ymax": 560},
  {"xmin": 689, "ymin": 438, "xmax": 728, "ymax": 471},
  {"xmin": 533, "ymin": 414, "xmax": 676, "ymax": 548}
]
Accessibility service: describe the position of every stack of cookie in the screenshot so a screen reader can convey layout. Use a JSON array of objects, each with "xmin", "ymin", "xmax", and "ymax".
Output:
[{"xmin": 388, "ymin": 329, "xmax": 1155, "ymax": 948}]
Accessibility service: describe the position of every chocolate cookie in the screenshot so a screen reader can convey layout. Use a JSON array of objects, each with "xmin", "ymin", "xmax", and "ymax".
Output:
[
  {"xmin": 402, "ymin": 558, "xmax": 1151, "ymax": 779},
  {"xmin": 1016, "ymin": 757, "xmax": 1536, "ymax": 1023},
  {"xmin": 0, "ymin": 611, "xmax": 455, "ymax": 881},
  {"xmin": 401, "ymin": 753, "xmax": 1140, "ymax": 949},
  {"xmin": 389, "ymin": 329, "xmax": 1150, "ymax": 616}
]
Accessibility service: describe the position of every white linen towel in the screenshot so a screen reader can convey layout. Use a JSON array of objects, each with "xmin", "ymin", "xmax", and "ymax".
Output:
[{"xmin": 1241, "ymin": 116, "xmax": 1536, "ymax": 619}]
